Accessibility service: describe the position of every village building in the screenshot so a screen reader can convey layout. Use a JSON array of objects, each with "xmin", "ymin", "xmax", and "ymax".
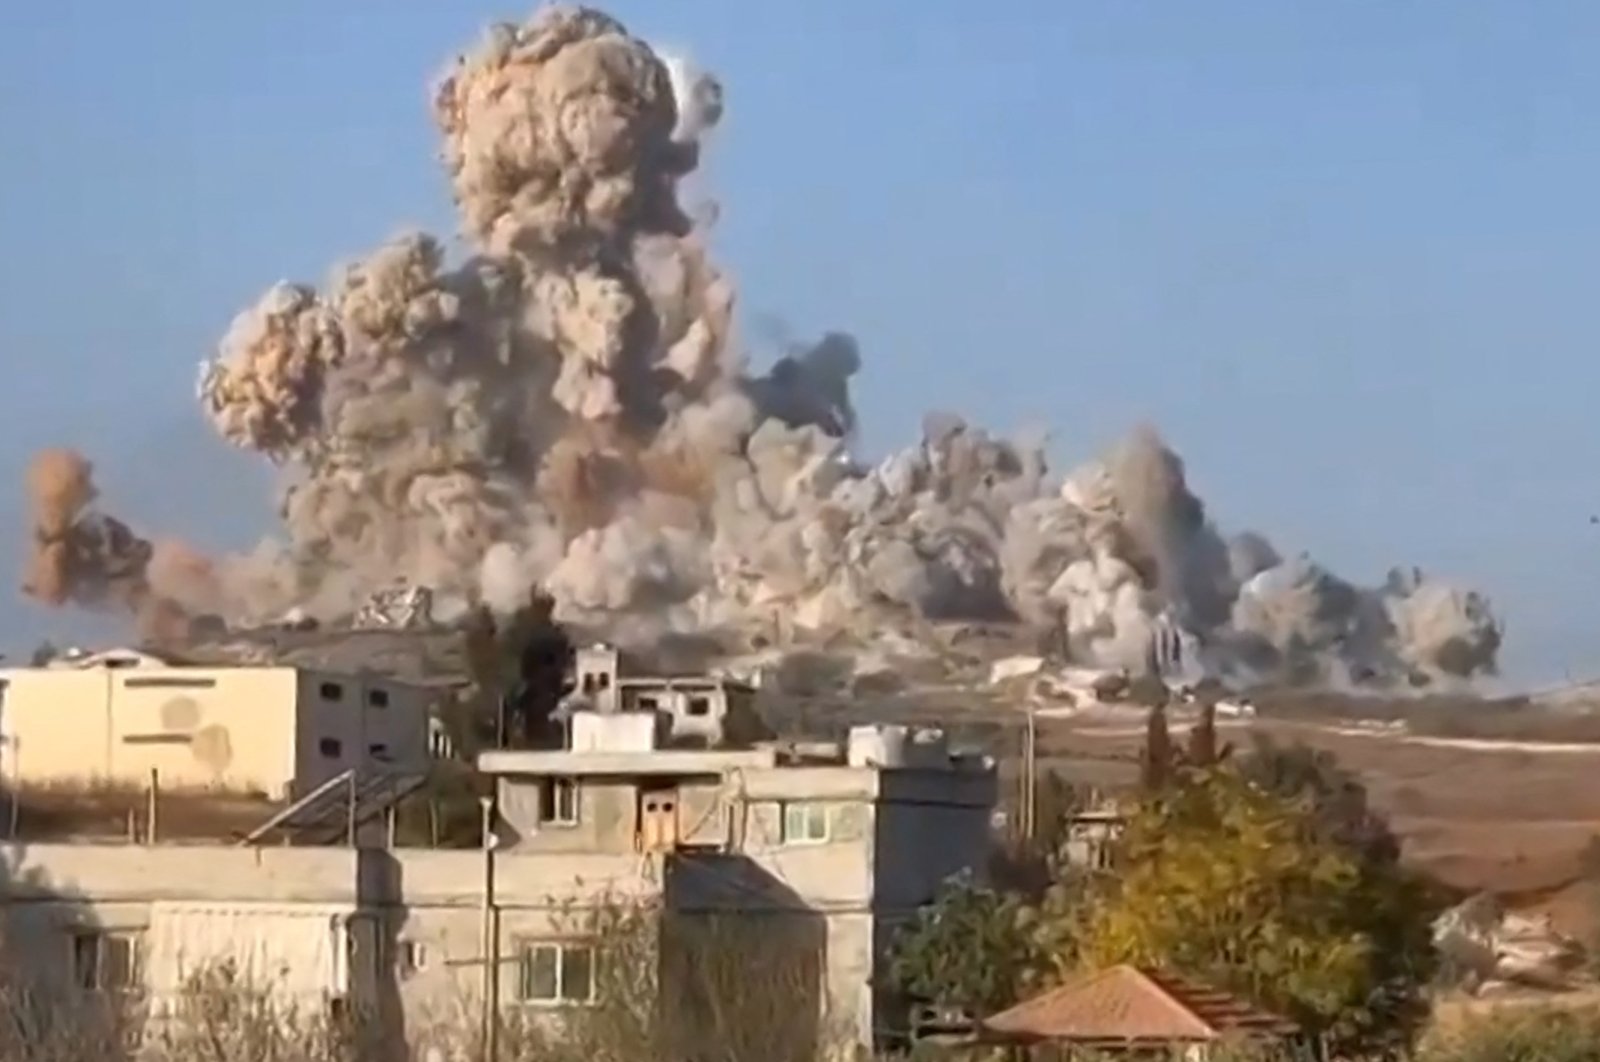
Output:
[
  {"xmin": 0, "ymin": 648, "xmax": 435, "ymax": 799},
  {"xmin": 0, "ymin": 644, "xmax": 998, "ymax": 1054}
]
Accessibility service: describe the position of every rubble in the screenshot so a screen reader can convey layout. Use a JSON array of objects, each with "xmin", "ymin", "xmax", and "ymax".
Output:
[
  {"xmin": 1434, "ymin": 894, "xmax": 1586, "ymax": 994},
  {"xmin": 353, "ymin": 584, "xmax": 437, "ymax": 631}
]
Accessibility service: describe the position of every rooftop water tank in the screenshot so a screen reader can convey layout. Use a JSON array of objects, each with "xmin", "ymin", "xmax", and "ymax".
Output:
[{"xmin": 847, "ymin": 724, "xmax": 908, "ymax": 768}]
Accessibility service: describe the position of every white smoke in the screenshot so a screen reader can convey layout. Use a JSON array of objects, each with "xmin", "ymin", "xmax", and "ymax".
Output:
[{"xmin": 31, "ymin": 5, "xmax": 1502, "ymax": 689}]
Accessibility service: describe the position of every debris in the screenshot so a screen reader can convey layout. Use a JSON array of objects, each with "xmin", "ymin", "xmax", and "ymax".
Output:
[
  {"xmin": 354, "ymin": 585, "xmax": 435, "ymax": 630},
  {"xmin": 989, "ymin": 655, "xmax": 1046, "ymax": 685},
  {"xmin": 1433, "ymin": 894, "xmax": 1584, "ymax": 993}
]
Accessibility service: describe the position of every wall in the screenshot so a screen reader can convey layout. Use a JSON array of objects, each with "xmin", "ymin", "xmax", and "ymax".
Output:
[
  {"xmin": 496, "ymin": 777, "xmax": 641, "ymax": 853},
  {"xmin": 872, "ymin": 769, "xmax": 996, "ymax": 908},
  {"xmin": 0, "ymin": 842, "xmax": 660, "ymax": 1035},
  {"xmin": 291, "ymin": 672, "xmax": 432, "ymax": 795},
  {"xmin": 869, "ymin": 766, "xmax": 998, "ymax": 1044},
  {"xmin": 0, "ymin": 668, "xmax": 111, "ymax": 785},
  {"xmin": 0, "ymin": 666, "xmax": 301, "ymax": 796}
]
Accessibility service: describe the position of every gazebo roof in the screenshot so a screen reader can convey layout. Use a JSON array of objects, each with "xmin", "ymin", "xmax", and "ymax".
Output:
[{"xmin": 984, "ymin": 965, "xmax": 1300, "ymax": 1046}]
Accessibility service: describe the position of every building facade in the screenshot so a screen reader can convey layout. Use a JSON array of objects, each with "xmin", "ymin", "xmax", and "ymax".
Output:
[
  {"xmin": 0, "ymin": 715, "xmax": 996, "ymax": 1053},
  {"xmin": 0, "ymin": 649, "xmax": 433, "ymax": 798}
]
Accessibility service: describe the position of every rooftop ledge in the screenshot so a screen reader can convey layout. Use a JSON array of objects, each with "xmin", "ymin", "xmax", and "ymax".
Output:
[
  {"xmin": 476, "ymin": 746, "xmax": 996, "ymax": 778},
  {"xmin": 477, "ymin": 748, "xmax": 782, "ymax": 777}
]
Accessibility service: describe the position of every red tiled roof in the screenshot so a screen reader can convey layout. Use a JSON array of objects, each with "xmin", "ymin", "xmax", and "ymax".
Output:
[{"xmin": 983, "ymin": 965, "xmax": 1300, "ymax": 1045}]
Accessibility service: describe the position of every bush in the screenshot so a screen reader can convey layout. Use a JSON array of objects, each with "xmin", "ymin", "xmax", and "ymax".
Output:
[{"xmin": 1418, "ymin": 1005, "xmax": 1600, "ymax": 1062}]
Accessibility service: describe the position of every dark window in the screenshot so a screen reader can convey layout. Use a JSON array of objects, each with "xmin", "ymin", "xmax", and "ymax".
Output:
[
  {"xmin": 581, "ymin": 674, "xmax": 597, "ymax": 694},
  {"xmin": 71, "ymin": 931, "xmax": 138, "ymax": 992},
  {"xmin": 320, "ymin": 682, "xmax": 343, "ymax": 701},
  {"xmin": 537, "ymin": 777, "xmax": 578, "ymax": 826},
  {"xmin": 398, "ymin": 940, "xmax": 427, "ymax": 976},
  {"xmin": 516, "ymin": 942, "xmax": 595, "ymax": 1005},
  {"xmin": 638, "ymin": 696, "xmax": 660, "ymax": 711},
  {"xmin": 319, "ymin": 737, "xmax": 343, "ymax": 758},
  {"xmin": 687, "ymin": 696, "xmax": 711, "ymax": 718},
  {"xmin": 368, "ymin": 743, "xmax": 391, "ymax": 762},
  {"xmin": 367, "ymin": 688, "xmax": 390, "ymax": 709}
]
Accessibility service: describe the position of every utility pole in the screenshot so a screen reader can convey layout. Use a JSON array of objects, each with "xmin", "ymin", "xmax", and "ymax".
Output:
[
  {"xmin": 1022, "ymin": 706, "xmax": 1038, "ymax": 842},
  {"xmin": 479, "ymin": 796, "xmax": 500, "ymax": 1062}
]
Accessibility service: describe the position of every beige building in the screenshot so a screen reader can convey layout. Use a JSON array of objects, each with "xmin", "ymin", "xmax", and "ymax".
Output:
[
  {"xmin": 0, "ymin": 710, "xmax": 996, "ymax": 1054},
  {"xmin": 0, "ymin": 648, "xmax": 433, "ymax": 799}
]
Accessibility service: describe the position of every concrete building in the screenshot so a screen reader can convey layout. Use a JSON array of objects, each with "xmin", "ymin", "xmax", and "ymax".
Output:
[
  {"xmin": 564, "ymin": 643, "xmax": 760, "ymax": 748},
  {"xmin": 0, "ymin": 648, "xmax": 434, "ymax": 799},
  {"xmin": 0, "ymin": 707, "xmax": 996, "ymax": 1053}
]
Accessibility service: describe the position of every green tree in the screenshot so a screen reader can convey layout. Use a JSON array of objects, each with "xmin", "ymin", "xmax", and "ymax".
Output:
[
  {"xmin": 1071, "ymin": 764, "xmax": 1437, "ymax": 1056},
  {"xmin": 1237, "ymin": 735, "xmax": 1399, "ymax": 864},
  {"xmin": 888, "ymin": 873, "xmax": 1040, "ymax": 1017}
]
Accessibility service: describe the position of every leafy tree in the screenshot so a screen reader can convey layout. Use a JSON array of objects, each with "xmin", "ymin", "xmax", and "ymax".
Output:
[
  {"xmin": 1236, "ymin": 736, "xmax": 1445, "ymax": 1048},
  {"xmin": 1237, "ymin": 735, "xmax": 1399, "ymax": 865},
  {"xmin": 888, "ymin": 873, "xmax": 1040, "ymax": 1017},
  {"xmin": 1071, "ymin": 764, "xmax": 1437, "ymax": 1056}
]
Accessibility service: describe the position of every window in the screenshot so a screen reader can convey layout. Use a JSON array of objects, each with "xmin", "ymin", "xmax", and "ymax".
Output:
[
  {"xmin": 319, "ymin": 737, "xmax": 343, "ymax": 759},
  {"xmin": 368, "ymin": 688, "xmax": 390, "ymax": 709},
  {"xmin": 71, "ymin": 930, "xmax": 139, "ymax": 992},
  {"xmin": 368, "ymin": 743, "xmax": 391, "ymax": 762},
  {"xmin": 686, "ymin": 696, "xmax": 711, "ymax": 718},
  {"xmin": 319, "ymin": 682, "xmax": 344, "ymax": 701},
  {"xmin": 516, "ymin": 942, "xmax": 595, "ymax": 1005},
  {"xmin": 637, "ymin": 696, "xmax": 660, "ymax": 711},
  {"xmin": 782, "ymin": 802, "xmax": 830, "ymax": 845},
  {"xmin": 537, "ymin": 777, "xmax": 578, "ymax": 826},
  {"xmin": 398, "ymin": 940, "xmax": 428, "ymax": 977}
]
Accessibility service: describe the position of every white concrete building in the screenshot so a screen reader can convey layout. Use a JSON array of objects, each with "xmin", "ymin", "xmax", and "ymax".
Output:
[{"xmin": 0, "ymin": 648, "xmax": 433, "ymax": 798}]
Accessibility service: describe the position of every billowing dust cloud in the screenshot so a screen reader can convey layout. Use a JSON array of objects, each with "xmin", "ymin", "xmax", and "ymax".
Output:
[{"xmin": 21, "ymin": 5, "xmax": 1501, "ymax": 688}]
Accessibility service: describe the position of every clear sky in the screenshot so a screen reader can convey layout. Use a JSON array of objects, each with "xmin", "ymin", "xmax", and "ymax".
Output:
[{"xmin": 2, "ymin": 1, "xmax": 1597, "ymax": 687}]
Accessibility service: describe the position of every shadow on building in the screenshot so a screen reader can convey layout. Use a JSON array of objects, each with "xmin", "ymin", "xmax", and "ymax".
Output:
[
  {"xmin": 0, "ymin": 810, "xmax": 136, "ymax": 1058},
  {"xmin": 356, "ymin": 847, "xmax": 410, "ymax": 1058},
  {"xmin": 662, "ymin": 853, "xmax": 827, "ymax": 1062}
]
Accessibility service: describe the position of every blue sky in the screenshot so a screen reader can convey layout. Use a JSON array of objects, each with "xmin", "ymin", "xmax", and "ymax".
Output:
[{"xmin": 2, "ymin": 1, "xmax": 1598, "ymax": 686}]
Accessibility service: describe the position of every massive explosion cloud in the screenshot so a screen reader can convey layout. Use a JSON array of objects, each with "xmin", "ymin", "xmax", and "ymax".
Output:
[{"xmin": 20, "ymin": 5, "xmax": 1502, "ymax": 688}]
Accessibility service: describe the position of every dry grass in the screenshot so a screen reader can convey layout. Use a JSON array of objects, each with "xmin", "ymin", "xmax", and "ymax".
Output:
[{"xmin": 1250, "ymin": 688, "xmax": 1600, "ymax": 744}]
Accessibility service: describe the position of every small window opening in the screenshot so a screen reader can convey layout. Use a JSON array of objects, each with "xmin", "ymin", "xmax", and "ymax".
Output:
[{"xmin": 537, "ymin": 777, "xmax": 578, "ymax": 826}]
